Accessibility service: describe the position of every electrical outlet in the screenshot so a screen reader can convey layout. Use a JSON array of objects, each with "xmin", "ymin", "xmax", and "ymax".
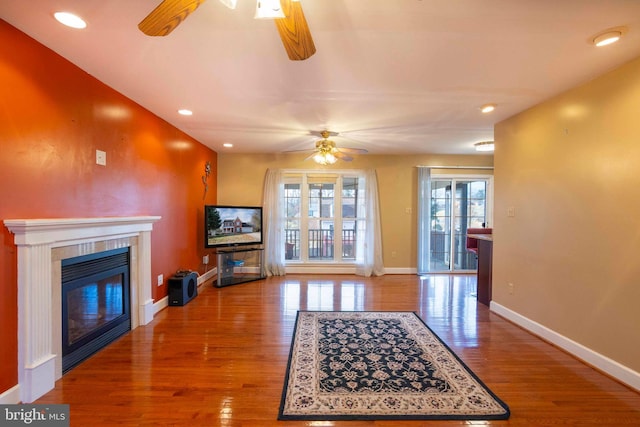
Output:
[
  {"xmin": 157, "ymin": 274, "xmax": 163, "ymax": 287},
  {"xmin": 203, "ymin": 254, "xmax": 209, "ymax": 264},
  {"xmin": 391, "ymin": 251, "xmax": 397, "ymax": 258},
  {"xmin": 508, "ymin": 283, "xmax": 514, "ymax": 295},
  {"xmin": 507, "ymin": 206, "xmax": 515, "ymax": 217}
]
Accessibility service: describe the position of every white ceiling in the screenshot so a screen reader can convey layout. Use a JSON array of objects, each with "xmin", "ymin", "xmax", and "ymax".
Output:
[{"xmin": 2, "ymin": 0, "xmax": 640, "ymax": 155}]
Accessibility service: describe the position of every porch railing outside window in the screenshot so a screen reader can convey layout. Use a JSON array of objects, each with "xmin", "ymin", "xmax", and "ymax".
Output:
[
  {"xmin": 342, "ymin": 229, "xmax": 355, "ymax": 260},
  {"xmin": 285, "ymin": 229, "xmax": 355, "ymax": 261},
  {"xmin": 285, "ymin": 229, "xmax": 300, "ymax": 260},
  {"xmin": 430, "ymin": 231, "xmax": 477, "ymax": 270},
  {"xmin": 308, "ymin": 229, "xmax": 334, "ymax": 259}
]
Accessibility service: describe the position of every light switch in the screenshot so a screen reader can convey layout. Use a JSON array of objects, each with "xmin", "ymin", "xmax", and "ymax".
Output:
[{"xmin": 96, "ymin": 150, "xmax": 106, "ymax": 166}]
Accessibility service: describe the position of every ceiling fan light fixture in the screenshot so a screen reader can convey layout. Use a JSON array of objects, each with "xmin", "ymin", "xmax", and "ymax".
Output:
[
  {"xmin": 474, "ymin": 141, "xmax": 495, "ymax": 152},
  {"xmin": 313, "ymin": 151, "xmax": 337, "ymax": 165},
  {"xmin": 255, "ymin": 0, "xmax": 286, "ymax": 19}
]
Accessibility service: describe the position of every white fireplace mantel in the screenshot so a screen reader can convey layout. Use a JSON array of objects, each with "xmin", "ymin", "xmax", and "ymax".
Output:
[{"xmin": 4, "ymin": 216, "xmax": 161, "ymax": 403}]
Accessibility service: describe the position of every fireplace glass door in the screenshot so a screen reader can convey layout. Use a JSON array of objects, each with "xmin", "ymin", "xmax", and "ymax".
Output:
[{"xmin": 61, "ymin": 247, "xmax": 131, "ymax": 373}]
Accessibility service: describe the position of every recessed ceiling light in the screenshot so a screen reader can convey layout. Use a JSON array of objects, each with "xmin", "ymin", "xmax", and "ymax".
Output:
[
  {"xmin": 480, "ymin": 104, "xmax": 496, "ymax": 114},
  {"xmin": 223, "ymin": 143, "xmax": 233, "ymax": 148},
  {"xmin": 590, "ymin": 27, "xmax": 627, "ymax": 47},
  {"xmin": 474, "ymin": 141, "xmax": 495, "ymax": 152},
  {"xmin": 177, "ymin": 109, "xmax": 193, "ymax": 116},
  {"xmin": 592, "ymin": 30, "xmax": 622, "ymax": 47},
  {"xmin": 53, "ymin": 12, "xmax": 87, "ymax": 29}
]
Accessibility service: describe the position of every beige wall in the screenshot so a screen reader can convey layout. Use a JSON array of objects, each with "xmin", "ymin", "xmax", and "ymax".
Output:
[
  {"xmin": 217, "ymin": 153, "xmax": 493, "ymax": 270},
  {"xmin": 494, "ymin": 56, "xmax": 640, "ymax": 374}
]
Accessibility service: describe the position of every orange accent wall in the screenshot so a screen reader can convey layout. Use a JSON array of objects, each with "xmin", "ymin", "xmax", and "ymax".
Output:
[{"xmin": 0, "ymin": 20, "xmax": 217, "ymax": 395}]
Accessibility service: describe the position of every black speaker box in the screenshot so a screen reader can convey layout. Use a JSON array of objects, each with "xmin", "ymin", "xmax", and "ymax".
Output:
[{"xmin": 168, "ymin": 272, "xmax": 198, "ymax": 306}]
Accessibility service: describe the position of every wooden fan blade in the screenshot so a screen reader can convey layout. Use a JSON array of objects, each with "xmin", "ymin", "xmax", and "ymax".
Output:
[
  {"xmin": 138, "ymin": 0, "xmax": 206, "ymax": 36},
  {"xmin": 275, "ymin": 0, "xmax": 316, "ymax": 61}
]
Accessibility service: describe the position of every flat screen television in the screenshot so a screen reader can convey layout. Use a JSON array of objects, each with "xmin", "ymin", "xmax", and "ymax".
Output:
[{"xmin": 204, "ymin": 205, "xmax": 263, "ymax": 248}]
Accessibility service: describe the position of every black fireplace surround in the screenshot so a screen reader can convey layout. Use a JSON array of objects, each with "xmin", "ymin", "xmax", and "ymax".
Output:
[{"xmin": 61, "ymin": 247, "xmax": 131, "ymax": 373}]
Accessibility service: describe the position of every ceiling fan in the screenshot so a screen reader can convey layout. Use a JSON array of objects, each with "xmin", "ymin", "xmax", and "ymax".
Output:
[
  {"xmin": 138, "ymin": 0, "xmax": 316, "ymax": 60},
  {"xmin": 289, "ymin": 131, "xmax": 369, "ymax": 165}
]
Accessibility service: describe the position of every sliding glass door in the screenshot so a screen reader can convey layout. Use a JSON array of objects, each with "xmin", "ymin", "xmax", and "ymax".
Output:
[{"xmin": 429, "ymin": 177, "xmax": 492, "ymax": 272}]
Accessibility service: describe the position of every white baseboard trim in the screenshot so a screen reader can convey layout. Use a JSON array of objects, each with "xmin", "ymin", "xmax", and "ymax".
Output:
[
  {"xmin": 0, "ymin": 385, "xmax": 20, "ymax": 404},
  {"xmin": 384, "ymin": 267, "xmax": 416, "ymax": 274},
  {"xmin": 286, "ymin": 265, "xmax": 357, "ymax": 274},
  {"xmin": 490, "ymin": 301, "xmax": 640, "ymax": 392},
  {"xmin": 153, "ymin": 295, "xmax": 168, "ymax": 314},
  {"xmin": 284, "ymin": 266, "xmax": 417, "ymax": 275},
  {"xmin": 198, "ymin": 267, "xmax": 217, "ymax": 286}
]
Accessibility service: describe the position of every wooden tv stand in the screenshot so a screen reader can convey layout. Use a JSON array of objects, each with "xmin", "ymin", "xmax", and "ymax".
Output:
[{"xmin": 215, "ymin": 247, "xmax": 265, "ymax": 288}]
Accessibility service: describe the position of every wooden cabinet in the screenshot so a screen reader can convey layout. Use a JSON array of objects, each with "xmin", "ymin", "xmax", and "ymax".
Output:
[
  {"xmin": 476, "ymin": 238, "xmax": 493, "ymax": 306},
  {"xmin": 467, "ymin": 233, "xmax": 493, "ymax": 306}
]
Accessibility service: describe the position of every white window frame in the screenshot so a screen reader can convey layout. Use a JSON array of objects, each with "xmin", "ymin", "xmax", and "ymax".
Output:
[{"xmin": 283, "ymin": 169, "xmax": 365, "ymax": 274}]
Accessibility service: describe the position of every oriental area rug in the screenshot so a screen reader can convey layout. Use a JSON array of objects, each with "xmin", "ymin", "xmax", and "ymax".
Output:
[{"xmin": 278, "ymin": 311, "xmax": 510, "ymax": 421}]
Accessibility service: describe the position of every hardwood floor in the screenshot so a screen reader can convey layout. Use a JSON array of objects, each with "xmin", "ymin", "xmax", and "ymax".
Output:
[{"xmin": 36, "ymin": 274, "xmax": 640, "ymax": 426}]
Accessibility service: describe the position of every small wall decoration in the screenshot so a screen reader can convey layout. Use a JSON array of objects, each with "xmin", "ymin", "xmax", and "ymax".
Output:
[{"xmin": 202, "ymin": 161, "xmax": 211, "ymax": 199}]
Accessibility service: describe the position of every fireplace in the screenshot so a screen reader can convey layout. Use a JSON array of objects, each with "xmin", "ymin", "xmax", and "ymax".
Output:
[
  {"xmin": 61, "ymin": 247, "xmax": 131, "ymax": 373},
  {"xmin": 4, "ymin": 216, "xmax": 161, "ymax": 403}
]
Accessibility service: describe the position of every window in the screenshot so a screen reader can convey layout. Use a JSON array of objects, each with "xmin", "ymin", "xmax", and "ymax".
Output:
[{"xmin": 284, "ymin": 172, "xmax": 362, "ymax": 263}]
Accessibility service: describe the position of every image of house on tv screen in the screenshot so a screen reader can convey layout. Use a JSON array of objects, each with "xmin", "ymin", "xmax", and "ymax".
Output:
[{"xmin": 205, "ymin": 206, "xmax": 263, "ymax": 248}]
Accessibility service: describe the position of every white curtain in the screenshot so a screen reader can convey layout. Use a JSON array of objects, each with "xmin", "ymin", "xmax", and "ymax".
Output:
[
  {"xmin": 417, "ymin": 166, "xmax": 432, "ymax": 274},
  {"xmin": 355, "ymin": 169, "xmax": 385, "ymax": 277},
  {"xmin": 262, "ymin": 168, "xmax": 286, "ymax": 276}
]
